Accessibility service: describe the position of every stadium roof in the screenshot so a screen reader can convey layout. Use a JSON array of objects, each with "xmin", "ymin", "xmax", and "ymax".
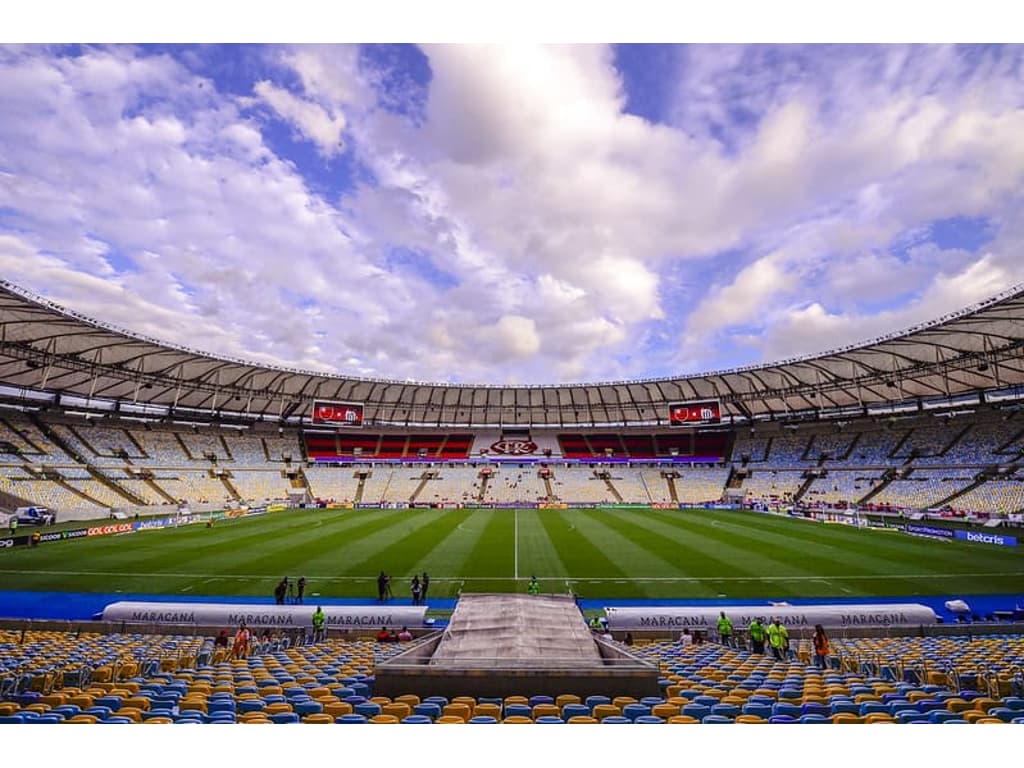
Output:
[{"xmin": 1, "ymin": 279, "xmax": 1023, "ymax": 428}]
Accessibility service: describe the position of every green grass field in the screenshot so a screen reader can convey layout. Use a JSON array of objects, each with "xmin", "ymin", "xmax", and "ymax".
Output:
[{"xmin": 2, "ymin": 507, "xmax": 1023, "ymax": 600}]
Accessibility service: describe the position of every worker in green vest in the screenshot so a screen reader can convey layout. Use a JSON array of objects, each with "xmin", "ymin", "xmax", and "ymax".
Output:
[
  {"xmin": 748, "ymin": 617, "xmax": 766, "ymax": 654},
  {"xmin": 717, "ymin": 611, "xmax": 733, "ymax": 647},
  {"xmin": 588, "ymin": 615, "xmax": 602, "ymax": 630},
  {"xmin": 767, "ymin": 618, "xmax": 788, "ymax": 661},
  {"xmin": 527, "ymin": 575, "xmax": 540, "ymax": 595},
  {"xmin": 8, "ymin": 516, "xmax": 17, "ymax": 535},
  {"xmin": 311, "ymin": 606, "xmax": 326, "ymax": 643}
]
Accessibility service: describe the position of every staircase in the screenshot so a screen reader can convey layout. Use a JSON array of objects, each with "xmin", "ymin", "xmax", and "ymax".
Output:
[
  {"xmin": 664, "ymin": 474, "xmax": 680, "ymax": 504},
  {"xmin": 175, "ymin": 433, "xmax": 196, "ymax": 460},
  {"xmin": 477, "ymin": 471, "xmax": 491, "ymax": 503},
  {"xmin": 409, "ymin": 473, "xmax": 433, "ymax": 504},
  {"xmin": 601, "ymin": 475, "xmax": 623, "ymax": 503},
  {"xmin": 217, "ymin": 471, "xmax": 242, "ymax": 502},
  {"xmin": 89, "ymin": 467, "xmax": 147, "ymax": 506},
  {"xmin": 857, "ymin": 469, "xmax": 897, "ymax": 506},
  {"xmin": 792, "ymin": 473, "xmax": 817, "ymax": 503},
  {"xmin": 40, "ymin": 469, "xmax": 109, "ymax": 510},
  {"xmin": 930, "ymin": 474, "xmax": 989, "ymax": 510},
  {"xmin": 218, "ymin": 435, "xmax": 235, "ymax": 461},
  {"xmin": 354, "ymin": 472, "xmax": 368, "ymax": 504},
  {"xmin": 145, "ymin": 477, "xmax": 178, "ymax": 504},
  {"xmin": 541, "ymin": 472, "xmax": 555, "ymax": 501}
]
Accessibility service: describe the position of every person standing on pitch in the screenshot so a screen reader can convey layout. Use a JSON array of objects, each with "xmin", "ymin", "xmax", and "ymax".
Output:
[
  {"xmin": 312, "ymin": 606, "xmax": 326, "ymax": 643},
  {"xmin": 748, "ymin": 616, "xmax": 766, "ymax": 654},
  {"xmin": 767, "ymin": 618, "xmax": 788, "ymax": 661},
  {"xmin": 717, "ymin": 611, "xmax": 733, "ymax": 647},
  {"xmin": 411, "ymin": 574, "xmax": 422, "ymax": 606},
  {"xmin": 377, "ymin": 571, "xmax": 387, "ymax": 603},
  {"xmin": 297, "ymin": 576, "xmax": 306, "ymax": 605},
  {"xmin": 528, "ymin": 575, "xmax": 540, "ymax": 595},
  {"xmin": 421, "ymin": 571, "xmax": 430, "ymax": 603}
]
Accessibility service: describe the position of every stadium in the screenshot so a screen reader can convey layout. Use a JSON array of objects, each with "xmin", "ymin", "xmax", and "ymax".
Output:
[{"xmin": 1, "ymin": 39, "xmax": 1023, "ymax": 732}]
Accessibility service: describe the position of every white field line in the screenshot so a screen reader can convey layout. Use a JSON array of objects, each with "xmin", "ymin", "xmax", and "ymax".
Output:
[
  {"xmin": 514, "ymin": 509, "xmax": 519, "ymax": 580},
  {"xmin": 5, "ymin": 569, "xmax": 1024, "ymax": 582}
]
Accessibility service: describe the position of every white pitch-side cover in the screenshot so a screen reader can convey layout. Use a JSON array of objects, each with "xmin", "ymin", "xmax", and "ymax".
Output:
[
  {"xmin": 605, "ymin": 603, "xmax": 937, "ymax": 631},
  {"xmin": 100, "ymin": 601, "xmax": 427, "ymax": 629}
]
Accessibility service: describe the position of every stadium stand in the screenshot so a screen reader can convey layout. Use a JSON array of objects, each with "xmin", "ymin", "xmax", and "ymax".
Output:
[{"xmin": 2, "ymin": 628, "xmax": 1021, "ymax": 724}]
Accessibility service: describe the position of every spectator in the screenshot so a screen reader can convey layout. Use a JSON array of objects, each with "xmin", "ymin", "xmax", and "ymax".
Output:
[
  {"xmin": 376, "ymin": 627, "xmax": 391, "ymax": 642},
  {"xmin": 679, "ymin": 628, "xmax": 693, "ymax": 647},
  {"xmin": 398, "ymin": 626, "xmax": 413, "ymax": 642},
  {"xmin": 232, "ymin": 622, "xmax": 251, "ymax": 660},
  {"xmin": 717, "ymin": 611, "xmax": 733, "ymax": 647},
  {"xmin": 214, "ymin": 628, "xmax": 229, "ymax": 648},
  {"xmin": 812, "ymin": 624, "xmax": 830, "ymax": 669}
]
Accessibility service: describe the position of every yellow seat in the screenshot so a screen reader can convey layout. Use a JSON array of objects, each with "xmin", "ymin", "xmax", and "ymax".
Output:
[
  {"xmin": 382, "ymin": 703, "xmax": 411, "ymax": 720},
  {"xmin": 566, "ymin": 716, "xmax": 598, "ymax": 723},
  {"xmin": 265, "ymin": 702, "xmax": 293, "ymax": 715},
  {"xmin": 303, "ymin": 713, "xmax": 335, "ymax": 724},
  {"xmin": 667, "ymin": 715, "xmax": 700, "ymax": 724},
  {"xmin": 504, "ymin": 696, "xmax": 529, "ymax": 707},
  {"xmin": 436, "ymin": 715, "xmax": 467, "ymax": 724},
  {"xmin": 370, "ymin": 696, "xmax": 392, "ymax": 706},
  {"xmin": 323, "ymin": 702, "xmax": 353, "ymax": 718},
  {"xmin": 442, "ymin": 703, "xmax": 471, "ymax": 722},
  {"xmin": 39, "ymin": 694, "xmax": 67, "ymax": 708},
  {"xmin": 532, "ymin": 704, "xmax": 560, "ymax": 720},
  {"xmin": 735, "ymin": 714, "xmax": 765, "ymax": 724},
  {"xmin": 120, "ymin": 697, "xmax": 151, "ymax": 711},
  {"xmin": 612, "ymin": 696, "xmax": 637, "ymax": 709},
  {"xmin": 68, "ymin": 695, "xmax": 94, "ymax": 709},
  {"xmin": 395, "ymin": 694, "xmax": 420, "ymax": 707},
  {"xmin": 473, "ymin": 703, "xmax": 502, "ymax": 719},
  {"xmin": 831, "ymin": 714, "xmax": 861, "ymax": 724},
  {"xmin": 974, "ymin": 718, "xmax": 1004, "ymax": 724},
  {"xmin": 65, "ymin": 715, "xmax": 99, "ymax": 724},
  {"xmin": 962, "ymin": 710, "xmax": 991, "ymax": 724},
  {"xmin": 240, "ymin": 717, "xmax": 272, "ymax": 724},
  {"xmin": 116, "ymin": 708, "xmax": 143, "ymax": 723},
  {"xmin": 591, "ymin": 704, "xmax": 621, "ymax": 721},
  {"xmin": 142, "ymin": 717, "xmax": 174, "ymax": 724},
  {"xmin": 370, "ymin": 714, "xmax": 400, "ymax": 724},
  {"xmin": 864, "ymin": 713, "xmax": 894, "ymax": 724},
  {"xmin": 970, "ymin": 698, "xmax": 999, "ymax": 713},
  {"xmin": 652, "ymin": 703, "xmax": 680, "ymax": 719},
  {"xmin": 556, "ymin": 694, "xmax": 581, "ymax": 709}
]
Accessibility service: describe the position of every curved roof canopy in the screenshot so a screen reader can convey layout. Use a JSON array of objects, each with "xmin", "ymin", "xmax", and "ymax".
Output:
[{"xmin": 1, "ymin": 279, "xmax": 1023, "ymax": 427}]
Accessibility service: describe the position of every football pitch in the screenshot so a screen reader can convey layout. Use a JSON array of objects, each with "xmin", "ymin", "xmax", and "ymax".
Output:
[{"xmin": 2, "ymin": 507, "xmax": 1023, "ymax": 601}]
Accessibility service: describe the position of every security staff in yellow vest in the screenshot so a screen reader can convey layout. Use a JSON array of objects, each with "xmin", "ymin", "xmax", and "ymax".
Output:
[
  {"xmin": 717, "ymin": 611, "xmax": 733, "ymax": 647},
  {"xmin": 767, "ymin": 618, "xmax": 788, "ymax": 661},
  {"xmin": 748, "ymin": 617, "xmax": 766, "ymax": 654},
  {"xmin": 311, "ymin": 606, "xmax": 326, "ymax": 643}
]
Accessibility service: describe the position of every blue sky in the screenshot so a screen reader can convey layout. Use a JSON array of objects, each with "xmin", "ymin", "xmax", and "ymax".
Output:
[{"xmin": 0, "ymin": 41, "xmax": 1022, "ymax": 384}]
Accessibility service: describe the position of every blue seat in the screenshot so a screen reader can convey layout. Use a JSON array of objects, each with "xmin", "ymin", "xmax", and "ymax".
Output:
[
  {"xmin": 143, "ymin": 709, "xmax": 175, "ymax": 720},
  {"xmin": 85, "ymin": 706, "xmax": 113, "ymax": 720},
  {"xmin": 743, "ymin": 703, "xmax": 773, "ymax": 719},
  {"xmin": 178, "ymin": 710, "xmax": 208, "ymax": 722},
  {"xmin": 414, "ymin": 703, "xmax": 442, "ymax": 720},
  {"xmin": 28, "ymin": 715, "xmax": 63, "ymax": 724},
  {"xmin": 942, "ymin": 719, "xmax": 970, "ymax": 724},
  {"xmin": 102, "ymin": 716, "xmax": 135, "ymax": 724},
  {"xmin": 354, "ymin": 702, "xmax": 381, "ymax": 718},
  {"xmin": 801, "ymin": 703, "xmax": 829, "ymax": 717},
  {"xmin": 401, "ymin": 715, "xmax": 433, "ymax": 724},
  {"xmin": 829, "ymin": 702, "xmax": 859, "ymax": 716},
  {"xmin": 634, "ymin": 716, "xmax": 665, "ymax": 724},
  {"xmin": 209, "ymin": 713, "xmax": 237, "ymax": 723},
  {"xmin": 336, "ymin": 714, "xmax": 369, "ymax": 724},
  {"xmin": 675, "ymin": 689, "xmax": 701, "ymax": 700},
  {"xmin": 504, "ymin": 704, "xmax": 532, "ymax": 719},
  {"xmin": 987, "ymin": 708, "xmax": 1017, "ymax": 723},
  {"xmin": 294, "ymin": 700, "xmax": 322, "ymax": 716},
  {"xmin": 681, "ymin": 704, "xmax": 710, "ymax": 720},
  {"xmin": 896, "ymin": 711, "xmax": 927, "ymax": 724},
  {"xmin": 1002, "ymin": 697, "xmax": 1024, "ymax": 711},
  {"xmin": 208, "ymin": 700, "xmax": 236, "ymax": 715},
  {"xmin": 711, "ymin": 703, "xmax": 739, "ymax": 718},
  {"xmin": 701, "ymin": 715, "xmax": 733, "ymax": 724},
  {"xmin": 237, "ymin": 699, "xmax": 264, "ymax": 714},
  {"xmin": 693, "ymin": 695, "xmax": 720, "ymax": 707},
  {"xmin": 529, "ymin": 695, "xmax": 554, "ymax": 707},
  {"xmin": 53, "ymin": 705, "xmax": 82, "ymax": 718},
  {"xmin": 772, "ymin": 702, "xmax": 801, "ymax": 718},
  {"xmin": 532, "ymin": 716, "xmax": 562, "ymax": 724},
  {"xmin": 928, "ymin": 710, "xmax": 958, "ymax": 723},
  {"xmin": 641, "ymin": 697, "xmax": 664, "ymax": 708},
  {"xmin": 600, "ymin": 716, "xmax": 631, "ymax": 724},
  {"xmin": 622, "ymin": 703, "xmax": 650, "ymax": 721},
  {"xmin": 95, "ymin": 696, "xmax": 122, "ymax": 711},
  {"xmin": 270, "ymin": 712, "xmax": 301, "ymax": 724},
  {"xmin": 915, "ymin": 699, "xmax": 944, "ymax": 713},
  {"xmin": 562, "ymin": 704, "xmax": 590, "ymax": 720},
  {"xmin": 799, "ymin": 714, "xmax": 829, "ymax": 723}
]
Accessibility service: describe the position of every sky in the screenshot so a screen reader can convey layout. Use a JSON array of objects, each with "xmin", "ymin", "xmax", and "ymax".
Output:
[{"xmin": 1, "ymin": 32, "xmax": 1023, "ymax": 385}]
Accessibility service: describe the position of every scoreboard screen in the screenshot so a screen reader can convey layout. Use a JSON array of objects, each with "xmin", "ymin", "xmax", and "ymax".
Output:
[
  {"xmin": 311, "ymin": 400, "xmax": 364, "ymax": 428},
  {"xmin": 669, "ymin": 400, "xmax": 722, "ymax": 426}
]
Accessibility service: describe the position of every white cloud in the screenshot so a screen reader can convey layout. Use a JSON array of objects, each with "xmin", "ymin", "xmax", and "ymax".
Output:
[{"xmin": 253, "ymin": 80, "xmax": 347, "ymax": 156}]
